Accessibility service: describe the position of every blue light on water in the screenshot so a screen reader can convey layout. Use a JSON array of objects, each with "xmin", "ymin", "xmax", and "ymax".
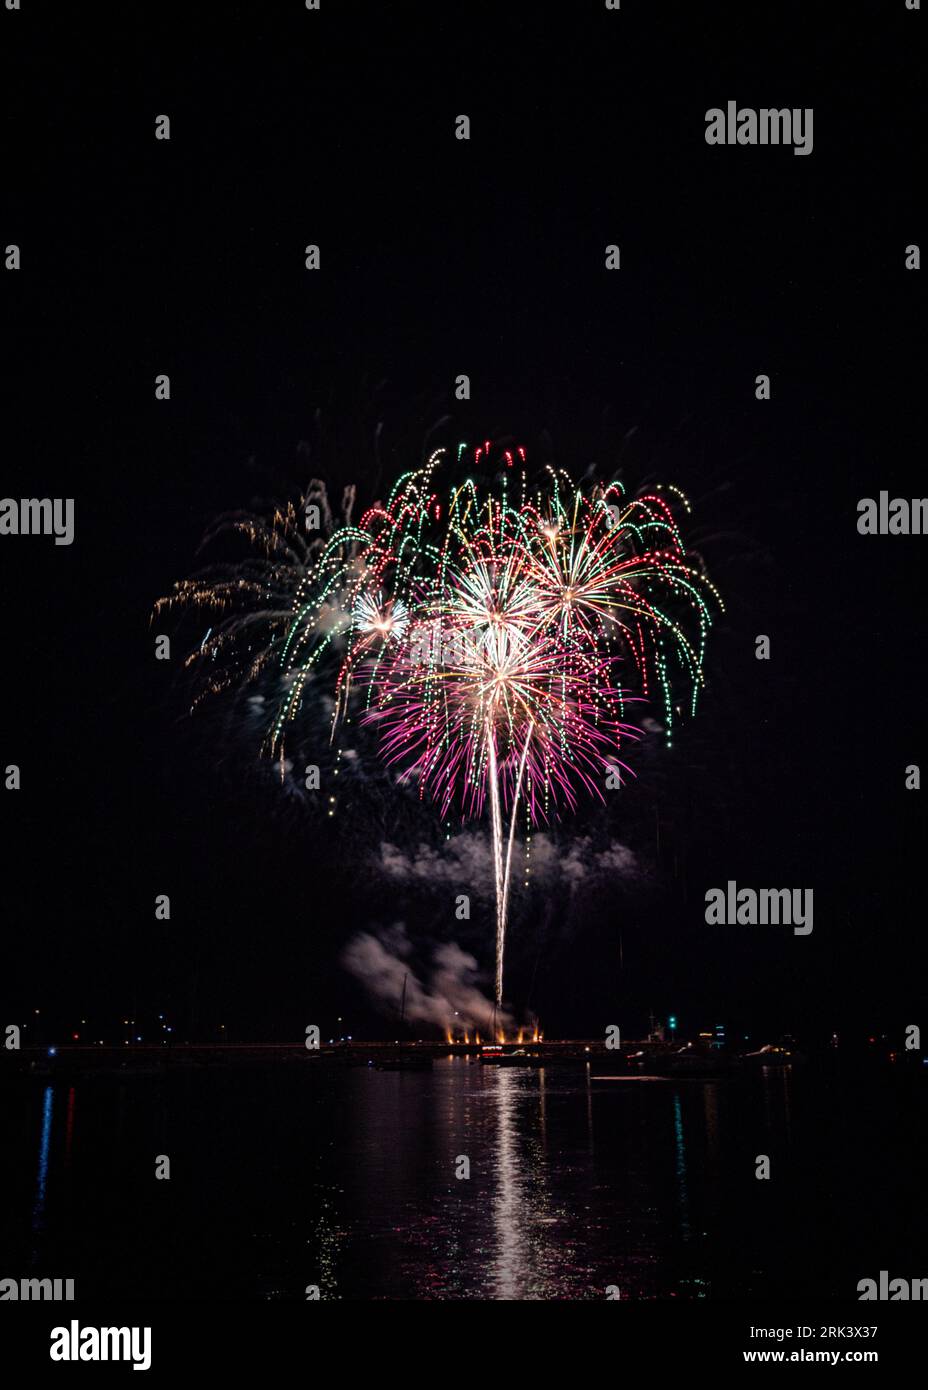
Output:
[
  {"xmin": 672, "ymin": 1091, "xmax": 691, "ymax": 1241},
  {"xmin": 32, "ymin": 1085, "xmax": 54, "ymax": 1234}
]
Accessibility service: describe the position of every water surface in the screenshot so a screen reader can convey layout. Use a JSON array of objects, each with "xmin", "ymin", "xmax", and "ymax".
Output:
[{"xmin": 1, "ymin": 1059, "xmax": 922, "ymax": 1300}]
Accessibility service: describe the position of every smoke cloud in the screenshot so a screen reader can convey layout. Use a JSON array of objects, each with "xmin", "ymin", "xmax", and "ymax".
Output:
[
  {"xmin": 378, "ymin": 830, "xmax": 641, "ymax": 894},
  {"xmin": 342, "ymin": 923, "xmax": 514, "ymax": 1032}
]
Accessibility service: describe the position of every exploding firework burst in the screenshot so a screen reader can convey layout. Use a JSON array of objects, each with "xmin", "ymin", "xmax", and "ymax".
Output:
[{"xmin": 158, "ymin": 443, "xmax": 721, "ymax": 1003}]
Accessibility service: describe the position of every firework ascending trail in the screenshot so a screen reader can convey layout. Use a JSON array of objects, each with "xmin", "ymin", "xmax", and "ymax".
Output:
[{"xmin": 158, "ymin": 445, "xmax": 721, "ymax": 1004}]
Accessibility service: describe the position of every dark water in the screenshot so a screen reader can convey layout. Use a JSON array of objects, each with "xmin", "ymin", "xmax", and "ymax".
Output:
[{"xmin": 2, "ymin": 1060, "xmax": 924, "ymax": 1300}]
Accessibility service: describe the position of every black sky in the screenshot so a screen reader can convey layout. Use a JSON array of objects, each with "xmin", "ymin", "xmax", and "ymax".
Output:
[{"xmin": 2, "ymin": 1, "xmax": 924, "ymax": 1044}]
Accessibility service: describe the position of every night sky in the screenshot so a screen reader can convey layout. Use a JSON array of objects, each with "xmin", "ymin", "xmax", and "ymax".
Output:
[{"xmin": 2, "ymin": 1, "xmax": 924, "ymax": 1046}]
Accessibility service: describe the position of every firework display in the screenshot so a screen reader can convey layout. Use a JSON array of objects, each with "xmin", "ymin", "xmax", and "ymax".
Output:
[{"xmin": 160, "ymin": 445, "xmax": 721, "ymax": 1002}]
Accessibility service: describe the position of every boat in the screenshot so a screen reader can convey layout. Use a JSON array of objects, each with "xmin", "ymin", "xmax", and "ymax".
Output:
[
  {"xmin": 496, "ymin": 1048, "xmax": 537, "ymax": 1067},
  {"xmin": 741, "ymin": 1042, "xmax": 804, "ymax": 1068}
]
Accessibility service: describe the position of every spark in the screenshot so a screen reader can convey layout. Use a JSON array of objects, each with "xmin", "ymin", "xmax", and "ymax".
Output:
[{"xmin": 159, "ymin": 444, "xmax": 720, "ymax": 1004}]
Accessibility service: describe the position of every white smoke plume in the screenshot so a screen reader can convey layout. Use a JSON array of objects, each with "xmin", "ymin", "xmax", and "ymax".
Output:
[
  {"xmin": 378, "ymin": 830, "xmax": 641, "ymax": 894},
  {"xmin": 342, "ymin": 923, "xmax": 514, "ymax": 1032}
]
